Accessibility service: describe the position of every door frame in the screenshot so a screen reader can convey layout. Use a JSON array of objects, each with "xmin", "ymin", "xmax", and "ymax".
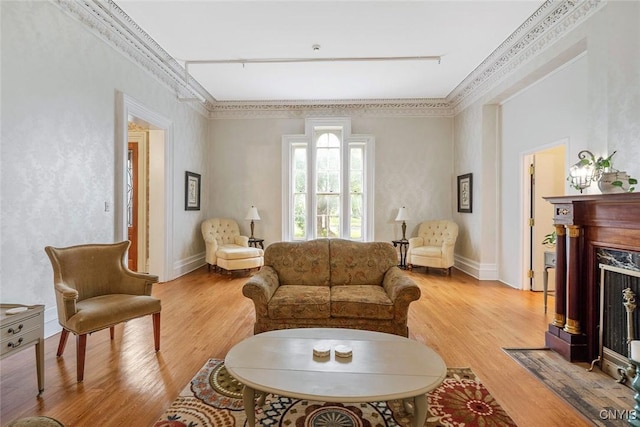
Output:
[
  {"xmin": 116, "ymin": 92, "xmax": 173, "ymax": 282},
  {"xmin": 521, "ymin": 140, "xmax": 567, "ymax": 291}
]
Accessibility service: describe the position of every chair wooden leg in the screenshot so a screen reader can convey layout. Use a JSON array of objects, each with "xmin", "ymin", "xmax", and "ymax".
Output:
[
  {"xmin": 153, "ymin": 312, "xmax": 161, "ymax": 352},
  {"xmin": 110, "ymin": 326, "xmax": 115, "ymax": 340},
  {"xmin": 76, "ymin": 334, "xmax": 87, "ymax": 382},
  {"xmin": 57, "ymin": 329, "xmax": 70, "ymax": 356}
]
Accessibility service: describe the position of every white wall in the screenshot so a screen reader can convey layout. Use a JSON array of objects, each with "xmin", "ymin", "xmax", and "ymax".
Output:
[
  {"xmin": 454, "ymin": 1, "xmax": 640, "ymax": 288},
  {"xmin": 208, "ymin": 115, "xmax": 453, "ymax": 245},
  {"xmin": 500, "ymin": 55, "xmax": 587, "ymax": 287},
  {"xmin": 1, "ymin": 1, "xmax": 209, "ymax": 332}
]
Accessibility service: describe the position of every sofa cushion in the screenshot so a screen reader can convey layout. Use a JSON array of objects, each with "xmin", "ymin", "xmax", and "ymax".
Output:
[
  {"xmin": 329, "ymin": 239, "xmax": 397, "ymax": 285},
  {"xmin": 411, "ymin": 246, "xmax": 442, "ymax": 257},
  {"xmin": 331, "ymin": 285, "xmax": 394, "ymax": 320},
  {"xmin": 265, "ymin": 240, "xmax": 330, "ymax": 286},
  {"xmin": 216, "ymin": 244, "xmax": 263, "ymax": 260},
  {"xmin": 268, "ymin": 285, "xmax": 330, "ymax": 319}
]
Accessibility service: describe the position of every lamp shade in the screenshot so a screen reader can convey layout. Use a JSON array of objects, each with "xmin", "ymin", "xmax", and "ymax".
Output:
[
  {"xmin": 245, "ymin": 206, "xmax": 261, "ymax": 221},
  {"xmin": 395, "ymin": 206, "xmax": 409, "ymax": 222}
]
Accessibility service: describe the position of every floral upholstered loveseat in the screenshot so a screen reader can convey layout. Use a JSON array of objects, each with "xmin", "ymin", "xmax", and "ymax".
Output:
[{"xmin": 242, "ymin": 239, "xmax": 421, "ymax": 337}]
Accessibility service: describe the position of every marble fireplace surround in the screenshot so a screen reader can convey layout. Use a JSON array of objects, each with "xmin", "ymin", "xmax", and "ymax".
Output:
[{"xmin": 543, "ymin": 193, "xmax": 640, "ymax": 363}]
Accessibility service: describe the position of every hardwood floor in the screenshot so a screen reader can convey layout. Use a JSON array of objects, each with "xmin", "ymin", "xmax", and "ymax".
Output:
[{"xmin": 1, "ymin": 266, "xmax": 592, "ymax": 427}]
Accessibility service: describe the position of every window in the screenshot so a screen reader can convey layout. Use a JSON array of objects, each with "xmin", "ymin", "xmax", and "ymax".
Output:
[{"xmin": 282, "ymin": 118, "xmax": 374, "ymax": 241}]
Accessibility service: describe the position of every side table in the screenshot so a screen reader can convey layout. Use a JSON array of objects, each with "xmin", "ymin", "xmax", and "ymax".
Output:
[
  {"xmin": 248, "ymin": 238, "xmax": 264, "ymax": 249},
  {"xmin": 543, "ymin": 251, "xmax": 556, "ymax": 314},
  {"xmin": 1, "ymin": 304, "xmax": 45, "ymax": 393},
  {"xmin": 392, "ymin": 239, "xmax": 409, "ymax": 269}
]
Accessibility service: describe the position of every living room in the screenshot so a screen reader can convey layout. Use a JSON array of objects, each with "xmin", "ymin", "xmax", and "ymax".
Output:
[{"xmin": 1, "ymin": 0, "xmax": 639, "ymax": 425}]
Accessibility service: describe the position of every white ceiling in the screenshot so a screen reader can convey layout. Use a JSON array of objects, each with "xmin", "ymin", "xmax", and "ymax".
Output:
[{"xmin": 116, "ymin": 1, "xmax": 545, "ymax": 102}]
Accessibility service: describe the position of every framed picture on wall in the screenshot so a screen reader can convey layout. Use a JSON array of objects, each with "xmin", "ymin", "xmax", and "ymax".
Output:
[
  {"xmin": 457, "ymin": 173, "xmax": 472, "ymax": 213},
  {"xmin": 185, "ymin": 171, "xmax": 201, "ymax": 211}
]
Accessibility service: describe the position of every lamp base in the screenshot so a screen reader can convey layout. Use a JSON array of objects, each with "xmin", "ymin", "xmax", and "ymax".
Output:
[
  {"xmin": 250, "ymin": 220, "xmax": 255, "ymax": 239},
  {"xmin": 401, "ymin": 221, "xmax": 407, "ymax": 241}
]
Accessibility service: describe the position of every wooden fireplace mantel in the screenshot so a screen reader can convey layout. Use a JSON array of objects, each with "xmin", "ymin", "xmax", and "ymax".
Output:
[{"xmin": 544, "ymin": 192, "xmax": 640, "ymax": 362}]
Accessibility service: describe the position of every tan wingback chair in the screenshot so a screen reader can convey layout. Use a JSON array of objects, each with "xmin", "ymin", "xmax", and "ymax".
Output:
[
  {"xmin": 201, "ymin": 218, "xmax": 264, "ymax": 272},
  {"xmin": 407, "ymin": 220, "xmax": 458, "ymax": 274},
  {"xmin": 44, "ymin": 241, "xmax": 160, "ymax": 382}
]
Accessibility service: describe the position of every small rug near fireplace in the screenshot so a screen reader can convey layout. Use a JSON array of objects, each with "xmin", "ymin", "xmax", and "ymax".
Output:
[
  {"xmin": 504, "ymin": 348, "xmax": 634, "ymax": 426},
  {"xmin": 154, "ymin": 358, "xmax": 517, "ymax": 427}
]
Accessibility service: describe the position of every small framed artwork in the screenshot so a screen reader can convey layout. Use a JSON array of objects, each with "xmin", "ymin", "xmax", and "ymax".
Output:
[
  {"xmin": 457, "ymin": 173, "xmax": 472, "ymax": 213},
  {"xmin": 185, "ymin": 171, "xmax": 201, "ymax": 211}
]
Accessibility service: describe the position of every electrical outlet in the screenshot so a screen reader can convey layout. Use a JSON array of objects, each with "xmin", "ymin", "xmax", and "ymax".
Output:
[{"xmin": 104, "ymin": 201, "xmax": 110, "ymax": 212}]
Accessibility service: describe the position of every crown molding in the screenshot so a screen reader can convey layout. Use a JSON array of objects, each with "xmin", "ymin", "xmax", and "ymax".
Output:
[
  {"xmin": 209, "ymin": 99, "xmax": 453, "ymax": 119},
  {"xmin": 51, "ymin": 0, "xmax": 213, "ymax": 115},
  {"xmin": 447, "ymin": 0, "xmax": 606, "ymax": 114},
  {"xmin": 54, "ymin": 0, "xmax": 604, "ymax": 119}
]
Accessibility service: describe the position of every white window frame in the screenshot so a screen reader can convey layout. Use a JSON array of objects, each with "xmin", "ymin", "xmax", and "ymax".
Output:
[{"xmin": 282, "ymin": 117, "xmax": 375, "ymax": 241}]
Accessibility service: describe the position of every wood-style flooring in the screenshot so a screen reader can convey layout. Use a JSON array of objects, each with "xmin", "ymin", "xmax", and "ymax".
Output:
[{"xmin": 1, "ymin": 266, "xmax": 593, "ymax": 426}]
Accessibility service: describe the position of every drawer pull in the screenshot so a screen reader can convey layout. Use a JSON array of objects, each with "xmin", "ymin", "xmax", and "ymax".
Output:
[
  {"xmin": 8, "ymin": 338, "xmax": 24, "ymax": 348},
  {"xmin": 7, "ymin": 324, "xmax": 23, "ymax": 334}
]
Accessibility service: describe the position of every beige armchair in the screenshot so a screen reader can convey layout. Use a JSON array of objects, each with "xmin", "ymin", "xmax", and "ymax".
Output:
[
  {"xmin": 407, "ymin": 220, "xmax": 458, "ymax": 274},
  {"xmin": 44, "ymin": 241, "xmax": 160, "ymax": 382},
  {"xmin": 201, "ymin": 218, "xmax": 264, "ymax": 272}
]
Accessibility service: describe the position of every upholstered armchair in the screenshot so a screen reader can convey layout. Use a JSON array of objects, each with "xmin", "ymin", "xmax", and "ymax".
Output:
[
  {"xmin": 201, "ymin": 218, "xmax": 264, "ymax": 272},
  {"xmin": 44, "ymin": 241, "xmax": 161, "ymax": 382},
  {"xmin": 407, "ymin": 220, "xmax": 458, "ymax": 274}
]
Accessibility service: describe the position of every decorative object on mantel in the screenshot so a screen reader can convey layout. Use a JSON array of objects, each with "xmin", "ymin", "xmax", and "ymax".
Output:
[
  {"xmin": 567, "ymin": 150, "xmax": 637, "ymax": 193},
  {"xmin": 245, "ymin": 206, "xmax": 261, "ymax": 239},
  {"xmin": 394, "ymin": 206, "xmax": 409, "ymax": 240}
]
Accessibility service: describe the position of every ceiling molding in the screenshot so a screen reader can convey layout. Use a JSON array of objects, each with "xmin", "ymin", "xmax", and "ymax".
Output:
[
  {"xmin": 52, "ymin": 0, "xmax": 604, "ymax": 119},
  {"xmin": 52, "ymin": 0, "xmax": 213, "ymax": 115},
  {"xmin": 209, "ymin": 99, "xmax": 453, "ymax": 119},
  {"xmin": 447, "ymin": 0, "xmax": 606, "ymax": 114}
]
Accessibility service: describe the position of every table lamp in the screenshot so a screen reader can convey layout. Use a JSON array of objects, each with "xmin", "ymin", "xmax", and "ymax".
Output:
[
  {"xmin": 245, "ymin": 206, "xmax": 261, "ymax": 239},
  {"xmin": 395, "ymin": 206, "xmax": 409, "ymax": 241}
]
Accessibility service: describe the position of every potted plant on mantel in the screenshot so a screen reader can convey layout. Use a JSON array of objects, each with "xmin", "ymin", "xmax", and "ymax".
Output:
[
  {"xmin": 594, "ymin": 151, "xmax": 637, "ymax": 193},
  {"xmin": 568, "ymin": 150, "xmax": 637, "ymax": 193}
]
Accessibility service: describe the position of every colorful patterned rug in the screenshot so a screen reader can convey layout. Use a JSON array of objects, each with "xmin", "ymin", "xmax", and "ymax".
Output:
[{"xmin": 154, "ymin": 358, "xmax": 517, "ymax": 427}]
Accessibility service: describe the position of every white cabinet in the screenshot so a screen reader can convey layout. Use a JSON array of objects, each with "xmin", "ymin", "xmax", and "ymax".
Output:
[{"xmin": 1, "ymin": 304, "xmax": 45, "ymax": 393}]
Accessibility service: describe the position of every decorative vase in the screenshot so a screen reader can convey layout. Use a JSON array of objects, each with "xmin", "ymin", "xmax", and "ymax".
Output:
[{"xmin": 598, "ymin": 171, "xmax": 630, "ymax": 193}]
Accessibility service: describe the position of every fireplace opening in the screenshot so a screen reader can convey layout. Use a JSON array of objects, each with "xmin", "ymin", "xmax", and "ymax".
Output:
[{"xmin": 598, "ymin": 252, "xmax": 640, "ymax": 384}]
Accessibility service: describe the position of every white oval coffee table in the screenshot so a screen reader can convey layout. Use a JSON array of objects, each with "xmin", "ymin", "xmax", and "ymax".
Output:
[{"xmin": 225, "ymin": 328, "xmax": 447, "ymax": 427}]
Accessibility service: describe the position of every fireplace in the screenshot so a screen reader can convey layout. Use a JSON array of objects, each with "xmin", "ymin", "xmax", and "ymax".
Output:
[
  {"xmin": 543, "ymin": 193, "xmax": 640, "ymax": 363},
  {"xmin": 597, "ymin": 249, "xmax": 640, "ymax": 382}
]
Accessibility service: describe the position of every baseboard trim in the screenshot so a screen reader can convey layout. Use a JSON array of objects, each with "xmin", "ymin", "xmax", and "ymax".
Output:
[
  {"xmin": 173, "ymin": 252, "xmax": 206, "ymax": 279},
  {"xmin": 455, "ymin": 255, "xmax": 498, "ymax": 281},
  {"xmin": 44, "ymin": 306, "xmax": 62, "ymax": 339}
]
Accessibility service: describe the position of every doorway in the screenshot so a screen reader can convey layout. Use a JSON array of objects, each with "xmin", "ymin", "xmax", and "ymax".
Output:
[
  {"xmin": 524, "ymin": 143, "xmax": 565, "ymax": 294},
  {"xmin": 116, "ymin": 93, "xmax": 173, "ymax": 282}
]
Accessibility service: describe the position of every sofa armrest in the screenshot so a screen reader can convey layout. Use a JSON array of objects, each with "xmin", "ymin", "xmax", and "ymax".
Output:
[
  {"xmin": 407, "ymin": 237, "xmax": 424, "ymax": 258},
  {"xmin": 54, "ymin": 281, "xmax": 79, "ymax": 322},
  {"xmin": 382, "ymin": 267, "xmax": 421, "ymax": 322},
  {"xmin": 383, "ymin": 267, "xmax": 421, "ymax": 301},
  {"xmin": 235, "ymin": 235, "xmax": 249, "ymax": 247},
  {"xmin": 242, "ymin": 266, "xmax": 280, "ymax": 317}
]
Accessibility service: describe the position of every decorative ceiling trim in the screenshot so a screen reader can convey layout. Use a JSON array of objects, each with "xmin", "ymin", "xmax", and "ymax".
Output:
[
  {"xmin": 52, "ymin": 0, "xmax": 213, "ymax": 115},
  {"xmin": 209, "ymin": 99, "xmax": 453, "ymax": 119},
  {"xmin": 53, "ymin": 0, "xmax": 604, "ymax": 119},
  {"xmin": 447, "ymin": 0, "xmax": 605, "ymax": 114}
]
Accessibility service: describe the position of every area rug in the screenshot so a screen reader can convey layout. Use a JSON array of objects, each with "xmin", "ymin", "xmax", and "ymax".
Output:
[
  {"xmin": 504, "ymin": 348, "xmax": 634, "ymax": 427},
  {"xmin": 154, "ymin": 358, "xmax": 517, "ymax": 426}
]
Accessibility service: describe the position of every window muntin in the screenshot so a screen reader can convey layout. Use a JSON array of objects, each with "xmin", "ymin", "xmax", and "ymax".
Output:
[{"xmin": 282, "ymin": 118, "xmax": 374, "ymax": 241}]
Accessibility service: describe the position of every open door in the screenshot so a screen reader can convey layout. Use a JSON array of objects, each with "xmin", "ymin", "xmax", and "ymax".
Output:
[
  {"xmin": 530, "ymin": 145, "xmax": 565, "ymax": 292},
  {"xmin": 127, "ymin": 143, "xmax": 139, "ymax": 271}
]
